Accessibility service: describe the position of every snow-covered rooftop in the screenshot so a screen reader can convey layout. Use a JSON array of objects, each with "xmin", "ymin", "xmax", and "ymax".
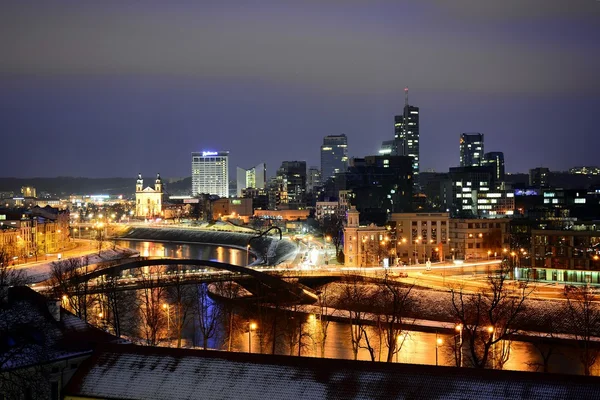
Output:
[{"xmin": 65, "ymin": 344, "xmax": 600, "ymax": 400}]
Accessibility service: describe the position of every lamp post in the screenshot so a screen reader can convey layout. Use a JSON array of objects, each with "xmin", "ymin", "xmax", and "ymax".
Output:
[
  {"xmin": 435, "ymin": 333, "xmax": 443, "ymax": 366},
  {"xmin": 163, "ymin": 303, "xmax": 170, "ymax": 344},
  {"xmin": 414, "ymin": 237, "xmax": 421, "ymax": 265},
  {"xmin": 248, "ymin": 322, "xmax": 257, "ymax": 353},
  {"xmin": 246, "ymin": 244, "xmax": 250, "ymax": 265},
  {"xmin": 455, "ymin": 324, "xmax": 463, "ymax": 367},
  {"xmin": 487, "ymin": 326, "xmax": 495, "ymax": 369}
]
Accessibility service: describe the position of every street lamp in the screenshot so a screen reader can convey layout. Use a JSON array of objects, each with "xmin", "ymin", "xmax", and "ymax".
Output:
[
  {"xmin": 248, "ymin": 321, "xmax": 257, "ymax": 353},
  {"xmin": 435, "ymin": 334, "xmax": 443, "ymax": 366},
  {"xmin": 455, "ymin": 324, "xmax": 463, "ymax": 367},
  {"xmin": 246, "ymin": 244, "xmax": 250, "ymax": 265},
  {"xmin": 487, "ymin": 326, "xmax": 495, "ymax": 369},
  {"xmin": 163, "ymin": 304, "xmax": 170, "ymax": 344}
]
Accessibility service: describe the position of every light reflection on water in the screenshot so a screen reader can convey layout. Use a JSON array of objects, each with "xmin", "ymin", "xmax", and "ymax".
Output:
[{"xmin": 114, "ymin": 240, "xmax": 593, "ymax": 375}]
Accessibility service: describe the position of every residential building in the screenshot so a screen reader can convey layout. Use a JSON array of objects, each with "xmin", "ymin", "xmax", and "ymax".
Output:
[
  {"xmin": 315, "ymin": 200, "xmax": 347, "ymax": 221},
  {"xmin": 390, "ymin": 212, "xmax": 450, "ymax": 264},
  {"xmin": 459, "ymin": 133, "xmax": 484, "ymax": 167},
  {"xmin": 191, "ymin": 151, "xmax": 229, "ymax": 198},
  {"xmin": 570, "ymin": 166, "xmax": 600, "ymax": 175},
  {"xmin": 529, "ymin": 167, "xmax": 550, "ymax": 188},
  {"xmin": 337, "ymin": 155, "xmax": 413, "ymax": 225},
  {"xmin": 276, "ymin": 161, "xmax": 307, "ymax": 210},
  {"xmin": 448, "ymin": 218, "xmax": 510, "ymax": 261},
  {"xmin": 482, "ymin": 152, "xmax": 505, "ymax": 182},
  {"xmin": 343, "ymin": 206, "xmax": 389, "ymax": 267},
  {"xmin": 320, "ymin": 134, "xmax": 348, "ymax": 180},
  {"xmin": 236, "ymin": 163, "xmax": 266, "ymax": 197},
  {"xmin": 528, "ymin": 223, "xmax": 600, "ymax": 284},
  {"xmin": 307, "ymin": 166, "xmax": 322, "ymax": 193},
  {"xmin": 21, "ymin": 186, "xmax": 36, "ymax": 198},
  {"xmin": 135, "ymin": 173, "xmax": 163, "ymax": 218}
]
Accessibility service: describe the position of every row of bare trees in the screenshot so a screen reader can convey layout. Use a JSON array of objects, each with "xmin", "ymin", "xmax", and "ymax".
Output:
[{"xmin": 46, "ymin": 255, "xmax": 600, "ymax": 375}]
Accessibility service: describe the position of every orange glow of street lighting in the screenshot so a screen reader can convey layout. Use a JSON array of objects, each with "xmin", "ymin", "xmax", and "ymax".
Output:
[
  {"xmin": 250, "ymin": 322, "xmax": 257, "ymax": 331},
  {"xmin": 487, "ymin": 326, "xmax": 494, "ymax": 333},
  {"xmin": 455, "ymin": 324, "xmax": 463, "ymax": 331}
]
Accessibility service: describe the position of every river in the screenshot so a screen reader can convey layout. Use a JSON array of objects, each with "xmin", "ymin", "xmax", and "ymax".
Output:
[{"xmin": 113, "ymin": 239, "xmax": 593, "ymax": 375}]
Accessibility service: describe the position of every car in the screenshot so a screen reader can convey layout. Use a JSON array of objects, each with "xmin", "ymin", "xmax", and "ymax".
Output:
[{"xmin": 398, "ymin": 272, "xmax": 409, "ymax": 278}]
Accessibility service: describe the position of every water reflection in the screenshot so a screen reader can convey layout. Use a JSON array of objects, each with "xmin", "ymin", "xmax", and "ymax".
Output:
[{"xmin": 96, "ymin": 240, "xmax": 595, "ymax": 375}]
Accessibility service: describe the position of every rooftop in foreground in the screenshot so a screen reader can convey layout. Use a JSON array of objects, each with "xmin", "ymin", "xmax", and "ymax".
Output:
[{"xmin": 65, "ymin": 343, "xmax": 600, "ymax": 400}]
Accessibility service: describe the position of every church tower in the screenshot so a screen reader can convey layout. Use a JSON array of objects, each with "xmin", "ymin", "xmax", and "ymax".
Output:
[
  {"xmin": 136, "ymin": 173, "xmax": 143, "ymax": 192},
  {"xmin": 154, "ymin": 173, "xmax": 163, "ymax": 193}
]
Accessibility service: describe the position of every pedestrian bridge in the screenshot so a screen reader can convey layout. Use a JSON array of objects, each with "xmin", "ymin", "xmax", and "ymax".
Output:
[{"xmin": 77, "ymin": 256, "xmax": 319, "ymax": 304}]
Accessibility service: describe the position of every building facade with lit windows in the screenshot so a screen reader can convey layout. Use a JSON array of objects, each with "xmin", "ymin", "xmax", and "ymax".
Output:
[
  {"xmin": 343, "ymin": 206, "xmax": 389, "ymax": 267},
  {"xmin": 135, "ymin": 173, "xmax": 163, "ymax": 218},
  {"xmin": 526, "ymin": 224, "xmax": 600, "ymax": 284},
  {"xmin": 235, "ymin": 163, "xmax": 266, "ymax": 197},
  {"xmin": 393, "ymin": 91, "xmax": 420, "ymax": 185},
  {"xmin": 448, "ymin": 218, "xmax": 510, "ymax": 261},
  {"xmin": 192, "ymin": 151, "xmax": 229, "ymax": 198},
  {"xmin": 320, "ymin": 134, "xmax": 348, "ymax": 181},
  {"xmin": 459, "ymin": 133, "xmax": 484, "ymax": 167},
  {"xmin": 390, "ymin": 212, "xmax": 450, "ymax": 265}
]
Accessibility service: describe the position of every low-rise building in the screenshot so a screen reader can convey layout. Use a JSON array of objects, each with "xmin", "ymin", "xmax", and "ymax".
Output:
[
  {"xmin": 528, "ymin": 223, "xmax": 600, "ymax": 284},
  {"xmin": 448, "ymin": 218, "xmax": 509, "ymax": 261},
  {"xmin": 344, "ymin": 206, "xmax": 389, "ymax": 267},
  {"xmin": 390, "ymin": 212, "xmax": 450, "ymax": 264}
]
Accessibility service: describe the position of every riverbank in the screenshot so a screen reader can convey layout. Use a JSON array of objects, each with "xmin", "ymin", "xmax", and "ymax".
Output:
[{"xmin": 116, "ymin": 226, "xmax": 297, "ymax": 266}]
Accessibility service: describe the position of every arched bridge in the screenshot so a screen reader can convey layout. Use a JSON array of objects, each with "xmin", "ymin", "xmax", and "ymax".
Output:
[{"xmin": 80, "ymin": 257, "xmax": 319, "ymax": 305}]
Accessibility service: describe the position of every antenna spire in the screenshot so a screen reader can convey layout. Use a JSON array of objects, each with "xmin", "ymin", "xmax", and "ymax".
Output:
[{"xmin": 404, "ymin": 87, "xmax": 409, "ymax": 107}]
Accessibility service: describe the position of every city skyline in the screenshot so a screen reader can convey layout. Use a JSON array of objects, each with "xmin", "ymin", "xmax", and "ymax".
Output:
[{"xmin": 0, "ymin": 1, "xmax": 599, "ymax": 178}]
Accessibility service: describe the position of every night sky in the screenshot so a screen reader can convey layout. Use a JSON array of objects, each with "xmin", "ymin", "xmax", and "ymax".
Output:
[{"xmin": 1, "ymin": 1, "xmax": 599, "ymax": 179}]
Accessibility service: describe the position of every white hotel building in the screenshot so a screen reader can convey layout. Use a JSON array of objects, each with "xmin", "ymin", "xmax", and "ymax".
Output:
[{"xmin": 191, "ymin": 151, "xmax": 229, "ymax": 198}]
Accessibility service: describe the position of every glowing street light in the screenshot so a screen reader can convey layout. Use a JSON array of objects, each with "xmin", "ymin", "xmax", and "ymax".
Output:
[
  {"xmin": 248, "ymin": 322, "xmax": 257, "ymax": 353},
  {"xmin": 163, "ymin": 304, "xmax": 170, "ymax": 343},
  {"xmin": 435, "ymin": 334, "xmax": 443, "ymax": 366},
  {"xmin": 455, "ymin": 324, "xmax": 463, "ymax": 367}
]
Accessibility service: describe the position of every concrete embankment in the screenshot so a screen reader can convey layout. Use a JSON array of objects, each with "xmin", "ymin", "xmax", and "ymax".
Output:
[{"xmin": 116, "ymin": 226, "xmax": 297, "ymax": 266}]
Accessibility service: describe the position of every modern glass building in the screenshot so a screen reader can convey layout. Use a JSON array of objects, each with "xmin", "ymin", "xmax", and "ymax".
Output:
[
  {"xmin": 191, "ymin": 151, "xmax": 229, "ymax": 197},
  {"xmin": 393, "ymin": 103, "xmax": 420, "ymax": 183},
  {"xmin": 320, "ymin": 134, "xmax": 348, "ymax": 181},
  {"xmin": 482, "ymin": 152, "xmax": 505, "ymax": 182},
  {"xmin": 459, "ymin": 133, "xmax": 484, "ymax": 167},
  {"xmin": 236, "ymin": 163, "xmax": 266, "ymax": 197},
  {"xmin": 277, "ymin": 161, "xmax": 307, "ymax": 209}
]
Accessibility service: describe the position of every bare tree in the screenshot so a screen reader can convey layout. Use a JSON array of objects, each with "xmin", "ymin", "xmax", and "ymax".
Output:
[
  {"xmin": 211, "ymin": 280, "xmax": 245, "ymax": 351},
  {"xmin": 564, "ymin": 286, "xmax": 600, "ymax": 376},
  {"xmin": 450, "ymin": 263, "xmax": 531, "ymax": 369},
  {"xmin": 0, "ymin": 248, "xmax": 28, "ymax": 303},
  {"xmin": 321, "ymin": 214, "xmax": 344, "ymax": 258},
  {"xmin": 49, "ymin": 257, "xmax": 93, "ymax": 321},
  {"xmin": 137, "ymin": 266, "xmax": 166, "ymax": 346},
  {"xmin": 337, "ymin": 274, "xmax": 371, "ymax": 360},
  {"xmin": 377, "ymin": 279, "xmax": 415, "ymax": 363},
  {"xmin": 195, "ymin": 283, "xmax": 221, "ymax": 349},
  {"xmin": 315, "ymin": 285, "xmax": 338, "ymax": 358}
]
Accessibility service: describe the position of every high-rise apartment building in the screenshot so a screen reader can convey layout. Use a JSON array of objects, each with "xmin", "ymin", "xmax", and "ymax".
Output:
[
  {"xmin": 529, "ymin": 167, "xmax": 550, "ymax": 188},
  {"xmin": 236, "ymin": 163, "xmax": 266, "ymax": 197},
  {"xmin": 459, "ymin": 133, "xmax": 484, "ymax": 167},
  {"xmin": 277, "ymin": 161, "xmax": 307, "ymax": 210},
  {"xmin": 191, "ymin": 151, "xmax": 229, "ymax": 198},
  {"xmin": 307, "ymin": 166, "xmax": 322, "ymax": 193},
  {"xmin": 320, "ymin": 134, "xmax": 348, "ymax": 181},
  {"xmin": 393, "ymin": 88, "xmax": 420, "ymax": 183},
  {"xmin": 482, "ymin": 152, "xmax": 505, "ymax": 182}
]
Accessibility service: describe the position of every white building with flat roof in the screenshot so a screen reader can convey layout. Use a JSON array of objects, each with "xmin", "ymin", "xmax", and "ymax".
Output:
[{"xmin": 192, "ymin": 151, "xmax": 229, "ymax": 198}]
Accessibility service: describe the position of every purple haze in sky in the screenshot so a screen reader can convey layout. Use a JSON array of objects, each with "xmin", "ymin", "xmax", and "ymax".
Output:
[{"xmin": 0, "ymin": 0, "xmax": 598, "ymax": 178}]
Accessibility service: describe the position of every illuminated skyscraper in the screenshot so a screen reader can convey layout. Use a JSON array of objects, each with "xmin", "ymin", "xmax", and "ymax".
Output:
[
  {"xmin": 393, "ymin": 88, "xmax": 420, "ymax": 183},
  {"xmin": 459, "ymin": 133, "xmax": 484, "ymax": 167},
  {"xmin": 236, "ymin": 163, "xmax": 266, "ymax": 196},
  {"xmin": 320, "ymin": 134, "xmax": 348, "ymax": 180},
  {"xmin": 482, "ymin": 152, "xmax": 505, "ymax": 182},
  {"xmin": 191, "ymin": 151, "xmax": 229, "ymax": 197}
]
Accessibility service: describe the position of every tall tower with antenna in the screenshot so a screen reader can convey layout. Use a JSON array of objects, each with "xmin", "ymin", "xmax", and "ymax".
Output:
[{"xmin": 393, "ymin": 87, "xmax": 420, "ymax": 187}]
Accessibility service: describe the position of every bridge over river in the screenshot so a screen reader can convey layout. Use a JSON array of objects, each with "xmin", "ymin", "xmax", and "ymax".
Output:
[{"xmin": 60, "ymin": 256, "xmax": 319, "ymax": 304}]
